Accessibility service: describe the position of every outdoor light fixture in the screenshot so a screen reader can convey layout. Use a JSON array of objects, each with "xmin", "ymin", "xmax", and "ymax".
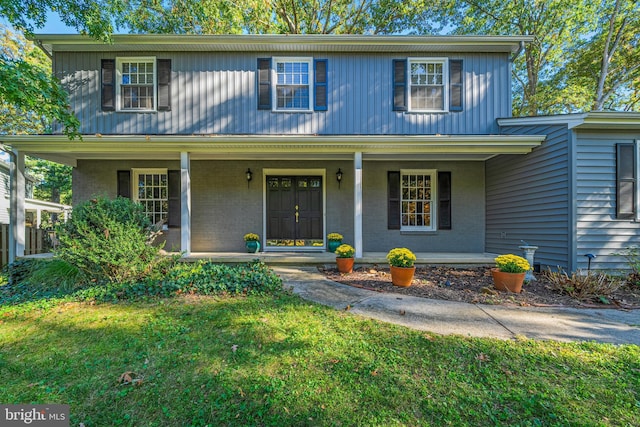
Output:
[
  {"xmin": 336, "ymin": 168, "xmax": 343, "ymax": 188},
  {"xmin": 584, "ymin": 253, "xmax": 596, "ymax": 272},
  {"xmin": 246, "ymin": 168, "xmax": 253, "ymax": 188}
]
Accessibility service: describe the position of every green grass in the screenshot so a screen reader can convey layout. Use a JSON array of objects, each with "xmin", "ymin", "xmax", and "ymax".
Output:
[{"xmin": 1, "ymin": 293, "xmax": 639, "ymax": 426}]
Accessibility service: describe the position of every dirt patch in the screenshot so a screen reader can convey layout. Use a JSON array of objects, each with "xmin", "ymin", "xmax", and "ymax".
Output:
[{"xmin": 320, "ymin": 265, "xmax": 640, "ymax": 309}]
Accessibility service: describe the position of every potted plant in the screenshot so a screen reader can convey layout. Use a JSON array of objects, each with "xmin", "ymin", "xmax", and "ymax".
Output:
[
  {"xmin": 386, "ymin": 247, "xmax": 417, "ymax": 287},
  {"xmin": 243, "ymin": 233, "xmax": 261, "ymax": 253},
  {"xmin": 327, "ymin": 232, "xmax": 343, "ymax": 253},
  {"xmin": 335, "ymin": 244, "xmax": 355, "ymax": 274},
  {"xmin": 491, "ymin": 254, "xmax": 530, "ymax": 293}
]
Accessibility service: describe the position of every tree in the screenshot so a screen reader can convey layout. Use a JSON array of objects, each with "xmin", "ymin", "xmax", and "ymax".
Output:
[
  {"xmin": 25, "ymin": 157, "xmax": 72, "ymax": 205},
  {"xmin": 421, "ymin": 0, "xmax": 599, "ymax": 116},
  {"xmin": 117, "ymin": 0, "xmax": 428, "ymax": 35},
  {"xmin": 0, "ymin": 0, "xmax": 123, "ymax": 139},
  {"xmin": 563, "ymin": 0, "xmax": 640, "ymax": 111}
]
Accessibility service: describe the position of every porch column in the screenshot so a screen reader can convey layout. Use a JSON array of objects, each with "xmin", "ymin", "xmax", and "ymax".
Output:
[
  {"xmin": 354, "ymin": 152, "xmax": 363, "ymax": 258},
  {"xmin": 9, "ymin": 149, "xmax": 25, "ymax": 262},
  {"xmin": 180, "ymin": 152, "xmax": 191, "ymax": 256},
  {"xmin": 36, "ymin": 209, "xmax": 42, "ymax": 228}
]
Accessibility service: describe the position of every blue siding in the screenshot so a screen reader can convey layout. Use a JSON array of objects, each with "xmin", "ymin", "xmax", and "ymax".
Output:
[
  {"xmin": 575, "ymin": 131, "xmax": 640, "ymax": 271},
  {"xmin": 55, "ymin": 51, "xmax": 512, "ymax": 136},
  {"xmin": 488, "ymin": 124, "xmax": 571, "ymax": 269}
]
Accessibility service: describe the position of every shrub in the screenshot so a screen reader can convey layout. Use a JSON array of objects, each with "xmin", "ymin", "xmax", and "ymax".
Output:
[
  {"xmin": 55, "ymin": 196, "xmax": 165, "ymax": 284},
  {"xmin": 612, "ymin": 246, "xmax": 640, "ymax": 287},
  {"xmin": 386, "ymin": 248, "xmax": 416, "ymax": 268},
  {"xmin": 5, "ymin": 258, "xmax": 39, "ymax": 286},
  {"xmin": 543, "ymin": 268, "xmax": 625, "ymax": 303},
  {"xmin": 495, "ymin": 254, "xmax": 530, "ymax": 273},
  {"xmin": 327, "ymin": 233, "xmax": 343, "ymax": 241}
]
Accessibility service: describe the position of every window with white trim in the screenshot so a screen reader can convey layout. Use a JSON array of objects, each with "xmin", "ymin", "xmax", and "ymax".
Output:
[
  {"xmin": 116, "ymin": 57, "xmax": 156, "ymax": 111},
  {"xmin": 401, "ymin": 170, "xmax": 436, "ymax": 230},
  {"xmin": 409, "ymin": 58, "xmax": 448, "ymax": 112},
  {"xmin": 132, "ymin": 169, "xmax": 168, "ymax": 225},
  {"xmin": 273, "ymin": 57, "xmax": 313, "ymax": 111}
]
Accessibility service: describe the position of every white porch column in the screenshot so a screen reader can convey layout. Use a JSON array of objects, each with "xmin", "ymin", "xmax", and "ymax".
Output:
[
  {"xmin": 354, "ymin": 152, "xmax": 363, "ymax": 258},
  {"xmin": 9, "ymin": 149, "xmax": 25, "ymax": 262},
  {"xmin": 180, "ymin": 152, "xmax": 192, "ymax": 256},
  {"xmin": 36, "ymin": 209, "xmax": 42, "ymax": 228}
]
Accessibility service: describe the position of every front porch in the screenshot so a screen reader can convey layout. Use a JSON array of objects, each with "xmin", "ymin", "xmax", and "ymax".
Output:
[{"xmin": 183, "ymin": 251, "xmax": 498, "ymax": 267}]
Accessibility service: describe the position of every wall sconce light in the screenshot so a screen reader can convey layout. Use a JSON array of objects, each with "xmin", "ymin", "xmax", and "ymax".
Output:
[
  {"xmin": 336, "ymin": 168, "xmax": 343, "ymax": 188},
  {"xmin": 246, "ymin": 168, "xmax": 253, "ymax": 188}
]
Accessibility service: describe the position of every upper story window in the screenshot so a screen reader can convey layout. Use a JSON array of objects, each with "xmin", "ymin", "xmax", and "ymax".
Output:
[
  {"xmin": 393, "ymin": 58, "xmax": 463, "ymax": 113},
  {"xmin": 257, "ymin": 57, "xmax": 327, "ymax": 112},
  {"xmin": 101, "ymin": 58, "xmax": 171, "ymax": 112},
  {"xmin": 273, "ymin": 57, "xmax": 313, "ymax": 111},
  {"xmin": 409, "ymin": 59, "xmax": 447, "ymax": 112},
  {"xmin": 116, "ymin": 57, "xmax": 156, "ymax": 111}
]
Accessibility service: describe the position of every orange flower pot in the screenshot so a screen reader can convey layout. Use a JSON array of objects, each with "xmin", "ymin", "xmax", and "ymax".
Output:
[
  {"xmin": 390, "ymin": 265, "xmax": 415, "ymax": 287},
  {"xmin": 336, "ymin": 257, "xmax": 355, "ymax": 274},
  {"xmin": 491, "ymin": 268, "xmax": 525, "ymax": 293}
]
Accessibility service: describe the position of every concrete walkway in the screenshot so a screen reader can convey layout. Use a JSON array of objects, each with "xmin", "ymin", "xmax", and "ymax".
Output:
[{"xmin": 273, "ymin": 266, "xmax": 640, "ymax": 345}]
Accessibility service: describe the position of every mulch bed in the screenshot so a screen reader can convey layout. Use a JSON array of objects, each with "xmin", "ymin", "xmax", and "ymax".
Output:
[{"xmin": 320, "ymin": 265, "xmax": 640, "ymax": 309}]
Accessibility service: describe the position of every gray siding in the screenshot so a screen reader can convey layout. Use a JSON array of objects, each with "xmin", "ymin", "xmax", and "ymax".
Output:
[
  {"xmin": 363, "ymin": 161, "xmax": 486, "ymax": 253},
  {"xmin": 575, "ymin": 131, "xmax": 640, "ymax": 271},
  {"xmin": 74, "ymin": 159, "xmax": 354, "ymax": 252},
  {"xmin": 488, "ymin": 124, "xmax": 571, "ymax": 269},
  {"xmin": 0, "ymin": 167, "xmax": 10, "ymax": 224},
  {"xmin": 55, "ymin": 51, "xmax": 511, "ymax": 136}
]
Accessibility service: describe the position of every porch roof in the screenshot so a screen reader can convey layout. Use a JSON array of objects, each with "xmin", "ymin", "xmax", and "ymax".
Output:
[{"xmin": 2, "ymin": 134, "xmax": 546, "ymax": 166}]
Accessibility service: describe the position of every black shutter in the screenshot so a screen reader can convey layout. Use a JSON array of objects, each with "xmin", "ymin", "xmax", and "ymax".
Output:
[
  {"xmin": 617, "ymin": 144, "xmax": 636, "ymax": 219},
  {"xmin": 449, "ymin": 60, "xmax": 463, "ymax": 111},
  {"xmin": 157, "ymin": 59, "xmax": 171, "ymax": 111},
  {"xmin": 438, "ymin": 171, "xmax": 452, "ymax": 230},
  {"xmin": 101, "ymin": 59, "xmax": 115, "ymax": 111},
  {"xmin": 314, "ymin": 59, "xmax": 328, "ymax": 111},
  {"xmin": 388, "ymin": 171, "xmax": 401, "ymax": 229},
  {"xmin": 257, "ymin": 58, "xmax": 271, "ymax": 110},
  {"xmin": 117, "ymin": 170, "xmax": 131, "ymax": 198},
  {"xmin": 167, "ymin": 170, "xmax": 181, "ymax": 228},
  {"xmin": 392, "ymin": 60, "xmax": 407, "ymax": 111}
]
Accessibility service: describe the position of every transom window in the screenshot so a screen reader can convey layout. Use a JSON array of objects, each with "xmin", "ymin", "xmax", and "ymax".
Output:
[
  {"xmin": 409, "ymin": 58, "xmax": 448, "ymax": 112},
  {"xmin": 116, "ymin": 57, "xmax": 156, "ymax": 111},
  {"xmin": 401, "ymin": 170, "xmax": 436, "ymax": 230},
  {"xmin": 273, "ymin": 57, "xmax": 313, "ymax": 111},
  {"xmin": 132, "ymin": 169, "xmax": 168, "ymax": 226}
]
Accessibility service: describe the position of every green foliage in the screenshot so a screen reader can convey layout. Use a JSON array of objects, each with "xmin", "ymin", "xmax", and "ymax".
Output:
[
  {"xmin": 55, "ymin": 196, "xmax": 163, "ymax": 284},
  {"xmin": 386, "ymin": 247, "xmax": 416, "ymax": 267},
  {"xmin": 335, "ymin": 244, "xmax": 355, "ymax": 258},
  {"xmin": 543, "ymin": 268, "xmax": 625, "ymax": 302},
  {"xmin": 4, "ymin": 258, "xmax": 39, "ymax": 285},
  {"xmin": 26, "ymin": 157, "xmax": 73, "ymax": 205}
]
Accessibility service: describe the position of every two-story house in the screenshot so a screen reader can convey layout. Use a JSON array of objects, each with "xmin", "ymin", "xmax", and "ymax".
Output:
[{"xmin": 4, "ymin": 34, "xmax": 640, "ymax": 271}]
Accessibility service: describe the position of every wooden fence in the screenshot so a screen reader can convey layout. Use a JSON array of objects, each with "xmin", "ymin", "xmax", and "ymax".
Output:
[{"xmin": 0, "ymin": 224, "xmax": 49, "ymax": 267}]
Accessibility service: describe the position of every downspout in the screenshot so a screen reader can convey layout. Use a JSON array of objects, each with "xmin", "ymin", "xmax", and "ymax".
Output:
[{"xmin": 510, "ymin": 41, "xmax": 526, "ymax": 62}]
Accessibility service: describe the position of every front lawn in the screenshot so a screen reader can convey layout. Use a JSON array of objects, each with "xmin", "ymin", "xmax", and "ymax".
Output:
[{"xmin": 1, "ymin": 293, "xmax": 638, "ymax": 426}]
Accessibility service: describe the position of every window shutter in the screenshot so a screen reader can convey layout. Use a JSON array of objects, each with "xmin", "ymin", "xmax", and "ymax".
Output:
[
  {"xmin": 617, "ymin": 144, "xmax": 636, "ymax": 219},
  {"xmin": 438, "ymin": 171, "xmax": 452, "ymax": 229},
  {"xmin": 117, "ymin": 170, "xmax": 131, "ymax": 199},
  {"xmin": 257, "ymin": 58, "xmax": 271, "ymax": 110},
  {"xmin": 157, "ymin": 59, "xmax": 171, "ymax": 111},
  {"xmin": 101, "ymin": 59, "xmax": 115, "ymax": 111},
  {"xmin": 449, "ymin": 60, "xmax": 463, "ymax": 111},
  {"xmin": 314, "ymin": 59, "xmax": 328, "ymax": 111},
  {"xmin": 388, "ymin": 171, "xmax": 401, "ymax": 229},
  {"xmin": 167, "ymin": 170, "xmax": 181, "ymax": 228},
  {"xmin": 392, "ymin": 60, "xmax": 407, "ymax": 111}
]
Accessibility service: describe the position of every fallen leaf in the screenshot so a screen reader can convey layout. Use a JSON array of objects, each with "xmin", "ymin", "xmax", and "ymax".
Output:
[
  {"xmin": 344, "ymin": 305, "xmax": 351, "ymax": 311},
  {"xmin": 399, "ymin": 309, "xmax": 406, "ymax": 315},
  {"xmin": 231, "ymin": 344, "xmax": 238, "ymax": 352},
  {"xmin": 476, "ymin": 353, "xmax": 490, "ymax": 362}
]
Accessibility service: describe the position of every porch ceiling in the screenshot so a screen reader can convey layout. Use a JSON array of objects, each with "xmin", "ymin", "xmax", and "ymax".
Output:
[{"xmin": 2, "ymin": 134, "xmax": 546, "ymax": 166}]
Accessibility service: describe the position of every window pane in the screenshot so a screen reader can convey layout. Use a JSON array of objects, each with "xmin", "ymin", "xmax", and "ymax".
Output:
[
  {"xmin": 275, "ymin": 60, "xmax": 311, "ymax": 110},
  {"xmin": 401, "ymin": 172, "xmax": 434, "ymax": 229}
]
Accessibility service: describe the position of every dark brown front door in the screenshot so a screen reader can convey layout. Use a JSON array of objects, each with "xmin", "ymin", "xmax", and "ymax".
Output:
[{"xmin": 266, "ymin": 176, "xmax": 323, "ymax": 247}]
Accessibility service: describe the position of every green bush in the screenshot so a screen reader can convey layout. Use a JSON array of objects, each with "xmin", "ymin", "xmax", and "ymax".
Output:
[{"xmin": 55, "ymin": 196, "xmax": 165, "ymax": 284}]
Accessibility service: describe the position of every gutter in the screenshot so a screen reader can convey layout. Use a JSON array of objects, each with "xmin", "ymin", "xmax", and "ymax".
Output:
[{"xmin": 510, "ymin": 40, "xmax": 526, "ymax": 62}]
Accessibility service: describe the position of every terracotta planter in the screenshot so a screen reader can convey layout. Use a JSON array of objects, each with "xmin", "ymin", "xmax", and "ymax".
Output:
[
  {"xmin": 491, "ymin": 268, "xmax": 525, "ymax": 293},
  {"xmin": 336, "ymin": 257, "xmax": 355, "ymax": 274},
  {"xmin": 328, "ymin": 240, "xmax": 342, "ymax": 253},
  {"xmin": 390, "ymin": 265, "xmax": 416, "ymax": 287}
]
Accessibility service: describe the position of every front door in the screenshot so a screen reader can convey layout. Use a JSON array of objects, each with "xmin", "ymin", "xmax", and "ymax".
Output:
[{"xmin": 266, "ymin": 176, "xmax": 323, "ymax": 248}]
